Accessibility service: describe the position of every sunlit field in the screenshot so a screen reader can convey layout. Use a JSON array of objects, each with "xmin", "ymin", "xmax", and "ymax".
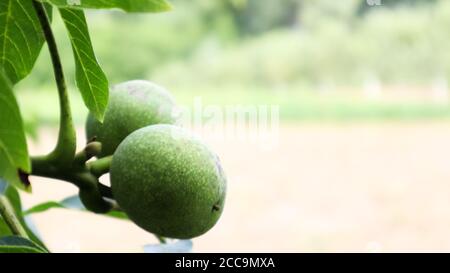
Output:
[{"xmin": 20, "ymin": 121, "xmax": 450, "ymax": 252}]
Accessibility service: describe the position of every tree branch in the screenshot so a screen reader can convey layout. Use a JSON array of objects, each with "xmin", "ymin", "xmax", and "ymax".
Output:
[{"xmin": 31, "ymin": 156, "xmax": 112, "ymax": 213}]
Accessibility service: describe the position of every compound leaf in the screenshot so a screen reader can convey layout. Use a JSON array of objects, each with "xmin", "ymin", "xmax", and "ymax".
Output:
[
  {"xmin": 59, "ymin": 8, "xmax": 108, "ymax": 121},
  {"xmin": 0, "ymin": 180, "xmax": 11, "ymax": 237},
  {"xmin": 0, "ymin": 235, "xmax": 46, "ymax": 253},
  {"xmin": 0, "ymin": 71, "xmax": 30, "ymax": 191},
  {"xmin": 25, "ymin": 194, "xmax": 129, "ymax": 220},
  {"xmin": 23, "ymin": 201, "xmax": 63, "ymax": 215},
  {"xmin": 3, "ymin": 186, "xmax": 48, "ymax": 250},
  {"xmin": 0, "ymin": 220, "xmax": 11, "ymax": 237},
  {"xmin": 0, "ymin": 0, "xmax": 51, "ymax": 84}
]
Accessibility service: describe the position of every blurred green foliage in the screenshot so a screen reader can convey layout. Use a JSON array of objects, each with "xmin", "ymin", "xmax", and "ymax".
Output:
[
  {"xmin": 17, "ymin": 0, "xmax": 448, "ymax": 90},
  {"xmin": 15, "ymin": 0, "xmax": 450, "ymax": 124},
  {"xmin": 153, "ymin": 0, "xmax": 450, "ymax": 87}
]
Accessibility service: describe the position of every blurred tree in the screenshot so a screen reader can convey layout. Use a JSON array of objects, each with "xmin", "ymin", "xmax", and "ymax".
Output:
[
  {"xmin": 16, "ymin": 0, "xmax": 449, "ymax": 91},
  {"xmin": 182, "ymin": 0, "xmax": 302, "ymax": 37},
  {"xmin": 225, "ymin": 0, "xmax": 301, "ymax": 36}
]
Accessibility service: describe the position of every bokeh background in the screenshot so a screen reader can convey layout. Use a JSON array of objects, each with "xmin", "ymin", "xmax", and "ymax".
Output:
[{"xmin": 14, "ymin": 0, "xmax": 450, "ymax": 252}]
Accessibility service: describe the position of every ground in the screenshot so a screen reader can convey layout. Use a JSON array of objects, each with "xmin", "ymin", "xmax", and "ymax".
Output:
[{"xmin": 20, "ymin": 122, "xmax": 450, "ymax": 252}]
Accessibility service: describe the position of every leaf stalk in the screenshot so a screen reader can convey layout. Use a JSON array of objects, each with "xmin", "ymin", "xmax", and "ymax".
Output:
[
  {"xmin": 32, "ymin": 0, "xmax": 76, "ymax": 168},
  {"xmin": 0, "ymin": 195, "xmax": 28, "ymax": 238}
]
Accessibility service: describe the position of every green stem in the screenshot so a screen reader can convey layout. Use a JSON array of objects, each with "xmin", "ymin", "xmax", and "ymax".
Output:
[
  {"xmin": 73, "ymin": 141, "xmax": 102, "ymax": 165},
  {"xmin": 88, "ymin": 156, "xmax": 112, "ymax": 178},
  {"xmin": 156, "ymin": 235, "xmax": 167, "ymax": 244},
  {"xmin": 0, "ymin": 196, "xmax": 28, "ymax": 238},
  {"xmin": 31, "ymin": 157, "xmax": 112, "ymax": 213},
  {"xmin": 72, "ymin": 172, "xmax": 111, "ymax": 213},
  {"xmin": 33, "ymin": 1, "xmax": 76, "ymax": 167}
]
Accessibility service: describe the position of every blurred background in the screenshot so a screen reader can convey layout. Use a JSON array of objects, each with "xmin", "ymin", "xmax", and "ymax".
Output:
[{"xmin": 14, "ymin": 0, "xmax": 450, "ymax": 252}]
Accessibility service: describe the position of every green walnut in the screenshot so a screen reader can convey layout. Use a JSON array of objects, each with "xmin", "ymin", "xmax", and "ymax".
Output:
[
  {"xmin": 110, "ymin": 124, "xmax": 226, "ymax": 239},
  {"xmin": 86, "ymin": 80, "xmax": 180, "ymax": 157}
]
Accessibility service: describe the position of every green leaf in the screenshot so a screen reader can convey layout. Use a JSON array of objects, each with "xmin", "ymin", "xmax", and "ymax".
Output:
[
  {"xmin": 42, "ymin": 0, "xmax": 172, "ymax": 13},
  {"xmin": 0, "ymin": 245, "xmax": 42, "ymax": 253},
  {"xmin": 0, "ymin": 220, "xmax": 11, "ymax": 236},
  {"xmin": 59, "ymin": 8, "xmax": 108, "ymax": 121},
  {"xmin": 0, "ymin": 150, "xmax": 22, "ymax": 190},
  {"xmin": 0, "ymin": 180, "xmax": 12, "ymax": 236},
  {"xmin": 104, "ymin": 210, "xmax": 129, "ymax": 220},
  {"xmin": 0, "ymin": 235, "xmax": 46, "ymax": 253},
  {"xmin": 25, "ymin": 195, "xmax": 129, "ymax": 220},
  {"xmin": 23, "ymin": 201, "xmax": 63, "ymax": 215},
  {"xmin": 0, "ymin": 0, "xmax": 51, "ymax": 84},
  {"xmin": 0, "ymin": 70, "xmax": 30, "ymax": 191},
  {"xmin": 4, "ymin": 186, "xmax": 48, "ymax": 251}
]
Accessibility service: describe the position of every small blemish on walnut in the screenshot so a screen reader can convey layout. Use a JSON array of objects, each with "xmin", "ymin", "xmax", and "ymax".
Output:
[{"xmin": 212, "ymin": 204, "xmax": 221, "ymax": 212}]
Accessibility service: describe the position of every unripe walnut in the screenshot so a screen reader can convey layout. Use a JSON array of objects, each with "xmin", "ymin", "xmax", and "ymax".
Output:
[
  {"xmin": 86, "ymin": 80, "xmax": 180, "ymax": 156},
  {"xmin": 110, "ymin": 125, "xmax": 226, "ymax": 239}
]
